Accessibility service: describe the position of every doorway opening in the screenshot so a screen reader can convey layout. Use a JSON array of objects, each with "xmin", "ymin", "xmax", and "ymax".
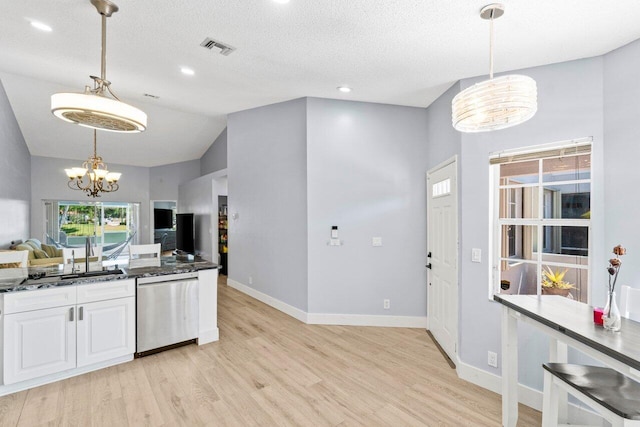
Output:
[{"xmin": 151, "ymin": 200, "xmax": 177, "ymax": 255}]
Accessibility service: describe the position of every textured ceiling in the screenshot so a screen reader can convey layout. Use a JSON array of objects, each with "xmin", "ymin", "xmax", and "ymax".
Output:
[{"xmin": 1, "ymin": 0, "xmax": 640, "ymax": 167}]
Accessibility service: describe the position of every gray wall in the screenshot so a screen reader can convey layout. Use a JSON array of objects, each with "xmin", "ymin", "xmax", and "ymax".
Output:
[
  {"xmin": 604, "ymin": 38, "xmax": 640, "ymax": 287},
  {"xmin": 201, "ymin": 127, "xmax": 227, "ymax": 176},
  {"xmin": 0, "ymin": 79, "xmax": 30, "ymax": 248},
  {"xmin": 150, "ymin": 159, "xmax": 201, "ymax": 201},
  {"xmin": 30, "ymin": 156, "xmax": 152, "ymax": 244},
  {"xmin": 227, "ymin": 98, "xmax": 308, "ymax": 311},
  {"xmin": 425, "ymin": 82, "xmax": 462, "ymax": 168},
  {"xmin": 306, "ymin": 98, "xmax": 429, "ymax": 315},
  {"xmin": 444, "ymin": 57, "xmax": 605, "ymax": 389}
]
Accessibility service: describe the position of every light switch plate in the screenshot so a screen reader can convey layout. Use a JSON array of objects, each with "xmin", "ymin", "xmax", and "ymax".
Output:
[
  {"xmin": 372, "ymin": 237, "xmax": 382, "ymax": 247},
  {"xmin": 472, "ymin": 248, "xmax": 481, "ymax": 263}
]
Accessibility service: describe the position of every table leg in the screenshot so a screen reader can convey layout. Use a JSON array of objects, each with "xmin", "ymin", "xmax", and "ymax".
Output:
[
  {"xmin": 502, "ymin": 306, "xmax": 518, "ymax": 427},
  {"xmin": 549, "ymin": 338, "xmax": 568, "ymax": 423}
]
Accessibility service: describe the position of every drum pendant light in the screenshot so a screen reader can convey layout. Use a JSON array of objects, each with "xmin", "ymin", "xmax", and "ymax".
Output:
[{"xmin": 452, "ymin": 4, "xmax": 537, "ymax": 133}]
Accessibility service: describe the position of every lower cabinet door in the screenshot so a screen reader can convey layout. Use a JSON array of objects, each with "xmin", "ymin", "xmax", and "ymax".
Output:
[
  {"xmin": 76, "ymin": 297, "xmax": 135, "ymax": 367},
  {"xmin": 4, "ymin": 305, "xmax": 76, "ymax": 385}
]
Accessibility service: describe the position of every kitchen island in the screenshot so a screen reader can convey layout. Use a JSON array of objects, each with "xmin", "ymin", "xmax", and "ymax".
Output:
[{"xmin": 0, "ymin": 257, "xmax": 219, "ymax": 396}]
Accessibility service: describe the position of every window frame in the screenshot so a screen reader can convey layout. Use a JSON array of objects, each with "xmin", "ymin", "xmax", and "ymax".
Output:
[{"xmin": 489, "ymin": 140, "xmax": 592, "ymax": 303}]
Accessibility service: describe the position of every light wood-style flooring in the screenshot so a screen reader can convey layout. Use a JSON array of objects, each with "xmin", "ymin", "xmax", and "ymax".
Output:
[{"xmin": 0, "ymin": 277, "xmax": 541, "ymax": 426}]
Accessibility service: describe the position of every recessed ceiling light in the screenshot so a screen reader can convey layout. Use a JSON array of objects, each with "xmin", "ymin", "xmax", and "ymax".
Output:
[
  {"xmin": 30, "ymin": 20, "xmax": 52, "ymax": 32},
  {"xmin": 273, "ymin": 0, "xmax": 290, "ymax": 4},
  {"xmin": 180, "ymin": 67, "xmax": 195, "ymax": 76},
  {"xmin": 337, "ymin": 86, "xmax": 352, "ymax": 93}
]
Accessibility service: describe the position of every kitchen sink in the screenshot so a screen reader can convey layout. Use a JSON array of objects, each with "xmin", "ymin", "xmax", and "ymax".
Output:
[{"xmin": 59, "ymin": 269, "xmax": 124, "ymax": 280}]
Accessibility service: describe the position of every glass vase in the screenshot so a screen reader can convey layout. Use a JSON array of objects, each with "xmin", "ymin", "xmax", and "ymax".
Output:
[{"xmin": 603, "ymin": 291, "xmax": 621, "ymax": 332}]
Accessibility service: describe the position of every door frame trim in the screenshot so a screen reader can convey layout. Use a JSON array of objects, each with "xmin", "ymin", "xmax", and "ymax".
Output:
[{"xmin": 426, "ymin": 154, "xmax": 459, "ymax": 359}]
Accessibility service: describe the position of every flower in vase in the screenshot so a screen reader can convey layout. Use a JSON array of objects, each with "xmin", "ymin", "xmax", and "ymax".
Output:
[{"xmin": 607, "ymin": 245, "xmax": 626, "ymax": 294}]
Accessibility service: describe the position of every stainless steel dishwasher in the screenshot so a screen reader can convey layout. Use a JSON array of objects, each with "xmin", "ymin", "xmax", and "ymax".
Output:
[{"xmin": 136, "ymin": 272, "xmax": 199, "ymax": 357}]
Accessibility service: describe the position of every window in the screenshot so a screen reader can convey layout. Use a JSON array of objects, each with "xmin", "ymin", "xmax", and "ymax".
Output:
[
  {"xmin": 44, "ymin": 200, "xmax": 140, "ymax": 257},
  {"xmin": 490, "ymin": 141, "xmax": 591, "ymax": 303}
]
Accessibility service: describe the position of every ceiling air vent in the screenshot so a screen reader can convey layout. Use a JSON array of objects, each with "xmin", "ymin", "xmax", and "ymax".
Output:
[{"xmin": 200, "ymin": 37, "xmax": 236, "ymax": 56}]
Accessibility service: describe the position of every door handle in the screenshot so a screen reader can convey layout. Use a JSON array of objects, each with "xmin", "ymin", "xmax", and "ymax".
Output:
[
  {"xmin": 69, "ymin": 307, "xmax": 74, "ymax": 322},
  {"xmin": 426, "ymin": 263, "xmax": 432, "ymax": 269},
  {"xmin": 79, "ymin": 306, "xmax": 84, "ymax": 321}
]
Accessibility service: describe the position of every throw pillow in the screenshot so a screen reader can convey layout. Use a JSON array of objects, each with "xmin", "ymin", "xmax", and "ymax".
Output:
[
  {"xmin": 15, "ymin": 244, "xmax": 35, "ymax": 260},
  {"xmin": 33, "ymin": 249, "xmax": 49, "ymax": 259},
  {"xmin": 41, "ymin": 243, "xmax": 58, "ymax": 258}
]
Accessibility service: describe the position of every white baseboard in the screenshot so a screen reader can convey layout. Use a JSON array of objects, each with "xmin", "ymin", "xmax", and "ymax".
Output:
[
  {"xmin": 456, "ymin": 358, "xmax": 602, "ymax": 424},
  {"xmin": 227, "ymin": 279, "xmax": 308, "ymax": 323},
  {"xmin": 307, "ymin": 313, "xmax": 428, "ymax": 328},
  {"xmin": 227, "ymin": 279, "xmax": 427, "ymax": 328}
]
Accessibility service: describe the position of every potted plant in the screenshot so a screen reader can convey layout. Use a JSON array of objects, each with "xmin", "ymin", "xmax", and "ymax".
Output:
[{"xmin": 541, "ymin": 266, "xmax": 575, "ymax": 297}]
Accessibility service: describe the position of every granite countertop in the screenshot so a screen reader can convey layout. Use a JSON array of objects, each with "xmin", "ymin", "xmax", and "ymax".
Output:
[{"xmin": 0, "ymin": 257, "xmax": 219, "ymax": 293}]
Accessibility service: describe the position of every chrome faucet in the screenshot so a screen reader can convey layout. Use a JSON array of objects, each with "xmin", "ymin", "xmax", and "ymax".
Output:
[
  {"xmin": 71, "ymin": 249, "xmax": 77, "ymax": 273},
  {"xmin": 85, "ymin": 236, "xmax": 93, "ymax": 273}
]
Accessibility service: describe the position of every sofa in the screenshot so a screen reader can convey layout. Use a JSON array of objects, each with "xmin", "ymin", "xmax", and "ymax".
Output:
[{"xmin": 12, "ymin": 239, "xmax": 64, "ymax": 266}]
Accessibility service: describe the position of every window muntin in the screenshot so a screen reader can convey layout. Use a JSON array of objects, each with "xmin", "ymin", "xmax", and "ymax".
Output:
[
  {"xmin": 432, "ymin": 178, "xmax": 451, "ymax": 198},
  {"xmin": 492, "ymin": 143, "xmax": 591, "ymax": 303}
]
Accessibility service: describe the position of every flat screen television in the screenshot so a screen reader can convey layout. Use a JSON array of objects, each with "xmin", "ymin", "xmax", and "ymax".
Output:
[
  {"xmin": 176, "ymin": 213, "xmax": 195, "ymax": 254},
  {"xmin": 154, "ymin": 208, "xmax": 173, "ymax": 230}
]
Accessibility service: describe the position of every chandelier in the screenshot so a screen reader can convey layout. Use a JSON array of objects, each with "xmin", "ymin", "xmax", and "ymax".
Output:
[
  {"xmin": 65, "ymin": 130, "xmax": 121, "ymax": 198},
  {"xmin": 452, "ymin": 4, "xmax": 537, "ymax": 133},
  {"xmin": 51, "ymin": 0, "xmax": 147, "ymax": 133}
]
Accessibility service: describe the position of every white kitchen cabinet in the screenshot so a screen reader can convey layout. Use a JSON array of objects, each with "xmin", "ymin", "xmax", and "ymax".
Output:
[
  {"xmin": 4, "ymin": 305, "xmax": 76, "ymax": 385},
  {"xmin": 2, "ymin": 278, "xmax": 136, "ymax": 387},
  {"xmin": 76, "ymin": 297, "xmax": 135, "ymax": 367}
]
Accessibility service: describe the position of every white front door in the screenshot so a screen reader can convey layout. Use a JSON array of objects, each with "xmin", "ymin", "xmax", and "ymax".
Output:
[{"xmin": 426, "ymin": 157, "xmax": 458, "ymax": 361}]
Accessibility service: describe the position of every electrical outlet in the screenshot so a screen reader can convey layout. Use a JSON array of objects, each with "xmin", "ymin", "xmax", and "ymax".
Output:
[
  {"xmin": 488, "ymin": 351, "xmax": 498, "ymax": 368},
  {"xmin": 249, "ymin": 276, "xmax": 253, "ymax": 285},
  {"xmin": 372, "ymin": 237, "xmax": 383, "ymax": 247},
  {"xmin": 383, "ymin": 299, "xmax": 390, "ymax": 310}
]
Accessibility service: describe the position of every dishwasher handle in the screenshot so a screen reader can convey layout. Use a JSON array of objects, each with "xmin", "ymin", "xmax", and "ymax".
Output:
[
  {"xmin": 137, "ymin": 272, "xmax": 198, "ymax": 285},
  {"xmin": 137, "ymin": 279, "xmax": 198, "ymax": 289}
]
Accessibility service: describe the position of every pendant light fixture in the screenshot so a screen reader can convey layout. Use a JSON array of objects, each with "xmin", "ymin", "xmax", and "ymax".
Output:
[
  {"xmin": 65, "ymin": 130, "xmax": 122, "ymax": 198},
  {"xmin": 452, "ymin": 4, "xmax": 537, "ymax": 133},
  {"xmin": 51, "ymin": 0, "xmax": 147, "ymax": 133}
]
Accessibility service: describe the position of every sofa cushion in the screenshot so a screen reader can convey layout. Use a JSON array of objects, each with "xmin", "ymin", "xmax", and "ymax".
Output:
[
  {"xmin": 33, "ymin": 249, "xmax": 49, "ymax": 259},
  {"xmin": 27, "ymin": 238, "xmax": 42, "ymax": 246},
  {"xmin": 41, "ymin": 243, "xmax": 60, "ymax": 258},
  {"xmin": 14, "ymin": 244, "xmax": 35, "ymax": 260},
  {"xmin": 23, "ymin": 240, "xmax": 40, "ymax": 251}
]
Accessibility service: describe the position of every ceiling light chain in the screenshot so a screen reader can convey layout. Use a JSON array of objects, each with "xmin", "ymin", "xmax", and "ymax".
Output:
[
  {"xmin": 451, "ymin": 3, "xmax": 537, "ymax": 133},
  {"xmin": 65, "ymin": 130, "xmax": 121, "ymax": 198}
]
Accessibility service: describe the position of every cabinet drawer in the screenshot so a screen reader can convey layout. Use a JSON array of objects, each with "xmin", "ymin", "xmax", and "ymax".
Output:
[
  {"xmin": 4, "ymin": 286, "xmax": 77, "ymax": 314},
  {"xmin": 77, "ymin": 279, "xmax": 135, "ymax": 304}
]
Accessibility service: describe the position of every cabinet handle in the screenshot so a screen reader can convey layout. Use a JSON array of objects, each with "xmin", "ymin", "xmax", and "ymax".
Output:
[
  {"xmin": 69, "ymin": 307, "xmax": 74, "ymax": 322},
  {"xmin": 79, "ymin": 306, "xmax": 83, "ymax": 321}
]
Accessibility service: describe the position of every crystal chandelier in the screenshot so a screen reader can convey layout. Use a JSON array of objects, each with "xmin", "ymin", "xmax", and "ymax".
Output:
[
  {"xmin": 452, "ymin": 4, "xmax": 537, "ymax": 133},
  {"xmin": 65, "ymin": 130, "xmax": 121, "ymax": 198},
  {"xmin": 51, "ymin": 0, "xmax": 147, "ymax": 133}
]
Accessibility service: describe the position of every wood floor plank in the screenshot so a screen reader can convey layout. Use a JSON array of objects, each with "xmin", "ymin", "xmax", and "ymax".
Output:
[
  {"xmin": 0, "ymin": 278, "xmax": 541, "ymax": 426},
  {"xmin": 0, "ymin": 390, "xmax": 25, "ymax": 427}
]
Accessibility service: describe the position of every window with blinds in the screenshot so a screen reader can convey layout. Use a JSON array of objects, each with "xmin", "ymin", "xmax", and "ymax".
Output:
[{"xmin": 490, "ymin": 140, "xmax": 592, "ymax": 303}]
